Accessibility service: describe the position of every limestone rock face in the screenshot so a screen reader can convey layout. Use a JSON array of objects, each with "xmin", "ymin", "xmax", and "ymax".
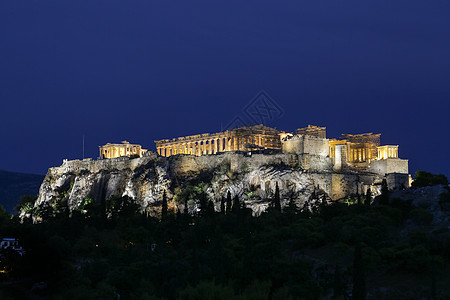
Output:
[{"xmin": 32, "ymin": 152, "xmax": 384, "ymax": 218}]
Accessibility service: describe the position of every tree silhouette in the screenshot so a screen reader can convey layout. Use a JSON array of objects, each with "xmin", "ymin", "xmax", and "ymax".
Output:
[
  {"xmin": 365, "ymin": 189, "xmax": 372, "ymax": 206},
  {"xmin": 273, "ymin": 182, "xmax": 281, "ymax": 212},
  {"xmin": 379, "ymin": 178, "xmax": 389, "ymax": 205},
  {"xmin": 198, "ymin": 193, "xmax": 208, "ymax": 217},
  {"xmin": 232, "ymin": 195, "xmax": 240, "ymax": 213},
  {"xmin": 226, "ymin": 191, "xmax": 232, "ymax": 214},
  {"xmin": 207, "ymin": 200, "xmax": 215, "ymax": 217},
  {"xmin": 356, "ymin": 192, "xmax": 362, "ymax": 205},
  {"xmin": 220, "ymin": 197, "xmax": 225, "ymax": 214},
  {"xmin": 184, "ymin": 198, "xmax": 188, "ymax": 215},
  {"xmin": 161, "ymin": 190, "xmax": 168, "ymax": 220}
]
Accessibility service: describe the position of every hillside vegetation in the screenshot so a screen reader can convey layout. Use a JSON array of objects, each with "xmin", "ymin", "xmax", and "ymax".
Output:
[{"xmin": 0, "ymin": 176, "xmax": 449, "ymax": 299}]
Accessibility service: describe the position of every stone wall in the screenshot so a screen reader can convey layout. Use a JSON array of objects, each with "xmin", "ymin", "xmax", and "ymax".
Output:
[
  {"xmin": 35, "ymin": 151, "xmax": 404, "ymax": 218},
  {"xmin": 282, "ymin": 135, "xmax": 329, "ymax": 156},
  {"xmin": 386, "ymin": 173, "xmax": 410, "ymax": 190},
  {"xmin": 370, "ymin": 158, "xmax": 409, "ymax": 176}
]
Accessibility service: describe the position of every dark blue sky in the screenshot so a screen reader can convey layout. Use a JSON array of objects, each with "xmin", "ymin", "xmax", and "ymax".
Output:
[{"xmin": 1, "ymin": 0, "xmax": 449, "ymax": 177}]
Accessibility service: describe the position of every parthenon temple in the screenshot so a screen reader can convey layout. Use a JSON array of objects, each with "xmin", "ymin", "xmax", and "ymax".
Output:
[{"xmin": 154, "ymin": 125, "xmax": 282, "ymax": 157}]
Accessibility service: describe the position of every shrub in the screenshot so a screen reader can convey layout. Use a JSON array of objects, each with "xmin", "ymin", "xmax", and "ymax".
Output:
[{"xmin": 412, "ymin": 171, "xmax": 448, "ymax": 189}]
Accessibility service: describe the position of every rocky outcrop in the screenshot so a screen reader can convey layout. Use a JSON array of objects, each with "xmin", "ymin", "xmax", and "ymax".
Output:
[{"xmin": 32, "ymin": 152, "xmax": 386, "ymax": 217}]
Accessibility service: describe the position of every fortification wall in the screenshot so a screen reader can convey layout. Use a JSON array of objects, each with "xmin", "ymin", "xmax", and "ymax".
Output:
[
  {"xmin": 331, "ymin": 173, "xmax": 379, "ymax": 199},
  {"xmin": 282, "ymin": 135, "xmax": 329, "ymax": 156},
  {"xmin": 370, "ymin": 158, "xmax": 408, "ymax": 176},
  {"xmin": 35, "ymin": 149, "xmax": 404, "ymax": 218},
  {"xmin": 168, "ymin": 152, "xmax": 299, "ymax": 177}
]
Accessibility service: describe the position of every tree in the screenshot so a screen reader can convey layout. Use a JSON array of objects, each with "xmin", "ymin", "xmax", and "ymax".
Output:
[
  {"xmin": 0, "ymin": 205, "xmax": 10, "ymax": 224},
  {"xmin": 352, "ymin": 244, "xmax": 366, "ymax": 300},
  {"xmin": 107, "ymin": 195, "xmax": 140, "ymax": 219},
  {"xmin": 14, "ymin": 195, "xmax": 37, "ymax": 214},
  {"xmin": 226, "ymin": 191, "xmax": 232, "ymax": 214},
  {"xmin": 273, "ymin": 182, "xmax": 281, "ymax": 212},
  {"xmin": 220, "ymin": 197, "xmax": 225, "ymax": 214},
  {"xmin": 356, "ymin": 192, "xmax": 362, "ymax": 205},
  {"xmin": 161, "ymin": 190, "xmax": 168, "ymax": 220},
  {"xmin": 207, "ymin": 200, "xmax": 215, "ymax": 217},
  {"xmin": 379, "ymin": 178, "xmax": 389, "ymax": 205},
  {"xmin": 184, "ymin": 198, "xmax": 189, "ymax": 215},
  {"xmin": 232, "ymin": 195, "xmax": 240, "ymax": 213},
  {"xmin": 412, "ymin": 171, "xmax": 448, "ymax": 189},
  {"xmin": 365, "ymin": 189, "xmax": 372, "ymax": 206}
]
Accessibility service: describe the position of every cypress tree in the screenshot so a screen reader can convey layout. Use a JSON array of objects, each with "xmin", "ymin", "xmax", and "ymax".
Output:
[
  {"xmin": 199, "ymin": 193, "xmax": 208, "ymax": 217},
  {"xmin": 352, "ymin": 244, "xmax": 366, "ymax": 300},
  {"xmin": 226, "ymin": 191, "xmax": 232, "ymax": 214},
  {"xmin": 380, "ymin": 178, "xmax": 389, "ymax": 205},
  {"xmin": 207, "ymin": 200, "xmax": 215, "ymax": 217},
  {"xmin": 232, "ymin": 195, "xmax": 240, "ymax": 213},
  {"xmin": 220, "ymin": 197, "xmax": 225, "ymax": 214},
  {"xmin": 274, "ymin": 182, "xmax": 281, "ymax": 212},
  {"xmin": 184, "ymin": 198, "xmax": 188, "ymax": 215},
  {"xmin": 356, "ymin": 192, "xmax": 362, "ymax": 205},
  {"xmin": 161, "ymin": 190, "xmax": 168, "ymax": 220},
  {"xmin": 287, "ymin": 195, "xmax": 297, "ymax": 214},
  {"xmin": 365, "ymin": 188, "xmax": 372, "ymax": 206}
]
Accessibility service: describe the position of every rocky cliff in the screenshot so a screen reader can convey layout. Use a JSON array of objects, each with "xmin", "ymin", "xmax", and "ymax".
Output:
[{"xmin": 32, "ymin": 152, "xmax": 385, "ymax": 217}]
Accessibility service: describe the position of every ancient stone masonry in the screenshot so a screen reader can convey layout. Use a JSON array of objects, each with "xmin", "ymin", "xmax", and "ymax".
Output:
[
  {"xmin": 154, "ymin": 124, "xmax": 408, "ymax": 176},
  {"xmin": 32, "ymin": 124, "xmax": 411, "ymax": 219},
  {"xmin": 154, "ymin": 124, "xmax": 282, "ymax": 157},
  {"xmin": 295, "ymin": 125, "xmax": 326, "ymax": 139},
  {"xmin": 99, "ymin": 141, "xmax": 147, "ymax": 159}
]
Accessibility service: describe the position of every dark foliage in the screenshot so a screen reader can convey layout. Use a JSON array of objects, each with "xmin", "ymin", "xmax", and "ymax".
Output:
[
  {"xmin": 1, "ymin": 184, "xmax": 449, "ymax": 299},
  {"xmin": 412, "ymin": 171, "xmax": 448, "ymax": 189},
  {"xmin": 352, "ymin": 244, "xmax": 366, "ymax": 300}
]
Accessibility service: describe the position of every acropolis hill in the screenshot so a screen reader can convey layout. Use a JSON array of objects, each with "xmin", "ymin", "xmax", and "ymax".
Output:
[{"xmin": 34, "ymin": 125, "xmax": 410, "ymax": 216}]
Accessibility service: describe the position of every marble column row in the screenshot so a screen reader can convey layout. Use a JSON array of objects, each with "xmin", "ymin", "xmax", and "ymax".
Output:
[{"xmin": 157, "ymin": 136, "xmax": 244, "ymax": 157}]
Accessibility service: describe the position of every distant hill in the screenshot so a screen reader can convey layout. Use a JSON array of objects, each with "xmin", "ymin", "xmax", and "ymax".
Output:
[{"xmin": 0, "ymin": 169, "xmax": 44, "ymax": 213}]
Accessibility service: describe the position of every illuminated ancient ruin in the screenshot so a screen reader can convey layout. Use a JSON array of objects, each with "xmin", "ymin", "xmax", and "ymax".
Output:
[
  {"xmin": 154, "ymin": 124, "xmax": 282, "ymax": 157},
  {"xmin": 98, "ymin": 124, "xmax": 406, "ymax": 178},
  {"xmin": 153, "ymin": 124, "xmax": 407, "ymax": 176},
  {"xmin": 99, "ymin": 141, "xmax": 147, "ymax": 159}
]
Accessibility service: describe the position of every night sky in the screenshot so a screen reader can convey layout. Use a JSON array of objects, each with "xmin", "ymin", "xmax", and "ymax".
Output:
[{"xmin": 1, "ymin": 0, "xmax": 449, "ymax": 178}]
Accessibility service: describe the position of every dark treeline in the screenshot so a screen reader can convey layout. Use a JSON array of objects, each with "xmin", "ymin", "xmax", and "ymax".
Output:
[{"xmin": 0, "ymin": 183, "xmax": 449, "ymax": 300}]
